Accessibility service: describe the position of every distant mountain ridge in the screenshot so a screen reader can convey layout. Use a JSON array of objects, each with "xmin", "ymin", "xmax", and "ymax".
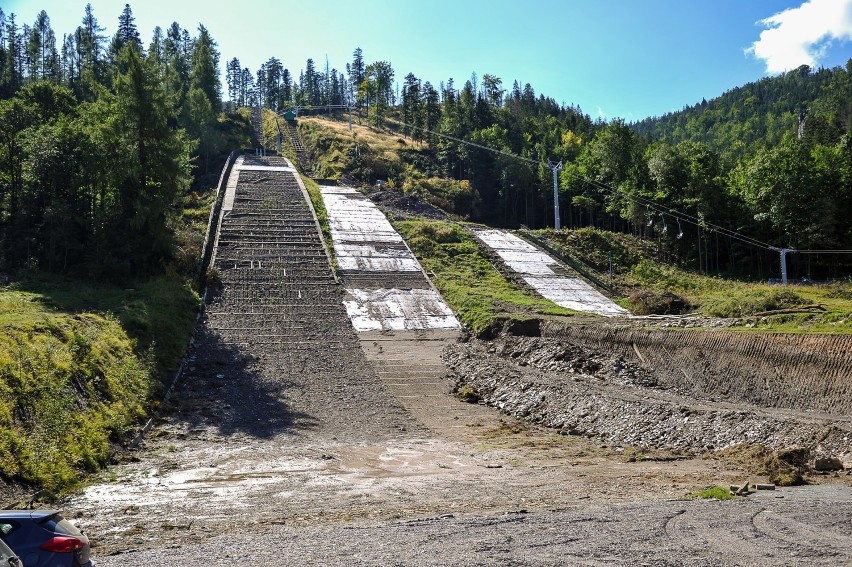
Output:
[{"xmin": 631, "ymin": 61, "xmax": 852, "ymax": 163}]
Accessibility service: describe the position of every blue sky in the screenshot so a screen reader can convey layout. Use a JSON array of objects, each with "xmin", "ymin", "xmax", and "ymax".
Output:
[{"xmin": 3, "ymin": 0, "xmax": 851, "ymax": 120}]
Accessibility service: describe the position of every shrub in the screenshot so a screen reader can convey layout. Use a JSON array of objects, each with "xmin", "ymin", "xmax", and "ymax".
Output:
[
  {"xmin": 628, "ymin": 290, "xmax": 690, "ymax": 315},
  {"xmin": 701, "ymin": 288, "xmax": 807, "ymax": 318}
]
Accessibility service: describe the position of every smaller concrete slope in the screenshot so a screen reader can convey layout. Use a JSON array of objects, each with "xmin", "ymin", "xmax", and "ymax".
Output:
[
  {"xmin": 474, "ymin": 228, "xmax": 628, "ymax": 317},
  {"xmin": 321, "ymin": 186, "xmax": 460, "ymax": 332}
]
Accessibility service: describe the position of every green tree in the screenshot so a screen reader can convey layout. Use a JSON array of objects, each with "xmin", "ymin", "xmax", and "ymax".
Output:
[
  {"xmin": 364, "ymin": 60, "xmax": 394, "ymax": 128},
  {"xmin": 97, "ymin": 43, "xmax": 191, "ymax": 275},
  {"xmin": 190, "ymin": 25, "xmax": 220, "ymax": 109}
]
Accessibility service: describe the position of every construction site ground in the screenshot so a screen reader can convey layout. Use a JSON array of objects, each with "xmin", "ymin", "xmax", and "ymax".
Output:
[{"xmin": 61, "ymin": 156, "xmax": 852, "ymax": 566}]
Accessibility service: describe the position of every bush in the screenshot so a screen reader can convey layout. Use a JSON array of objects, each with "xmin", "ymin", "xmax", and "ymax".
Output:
[
  {"xmin": 701, "ymin": 288, "xmax": 807, "ymax": 318},
  {"xmin": 628, "ymin": 290, "xmax": 690, "ymax": 315}
]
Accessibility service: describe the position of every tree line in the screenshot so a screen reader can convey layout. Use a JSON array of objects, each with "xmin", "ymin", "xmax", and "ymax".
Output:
[
  {"xmin": 1, "ymin": 2, "xmax": 849, "ymax": 281},
  {"xmin": 241, "ymin": 45, "xmax": 851, "ymax": 278},
  {"xmin": 0, "ymin": 4, "xmax": 228, "ymax": 278}
]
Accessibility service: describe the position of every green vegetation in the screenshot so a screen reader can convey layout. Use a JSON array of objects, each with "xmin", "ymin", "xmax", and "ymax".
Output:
[
  {"xmin": 690, "ymin": 486, "xmax": 733, "ymax": 500},
  {"xmin": 0, "ymin": 275, "xmax": 198, "ymax": 497},
  {"xmin": 0, "ymin": 6, "xmax": 253, "ymax": 497},
  {"xmin": 531, "ymin": 227, "xmax": 852, "ymax": 332},
  {"xmin": 395, "ymin": 219, "xmax": 574, "ymax": 336},
  {"xmin": 456, "ymin": 385, "xmax": 481, "ymax": 404},
  {"xmin": 300, "ymin": 176, "xmax": 335, "ymax": 264}
]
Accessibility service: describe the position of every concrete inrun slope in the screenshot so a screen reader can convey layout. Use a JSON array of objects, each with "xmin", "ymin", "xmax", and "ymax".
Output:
[
  {"xmin": 320, "ymin": 186, "xmax": 498, "ymax": 437},
  {"xmin": 474, "ymin": 228, "xmax": 628, "ymax": 317},
  {"xmin": 321, "ymin": 186, "xmax": 459, "ymax": 332}
]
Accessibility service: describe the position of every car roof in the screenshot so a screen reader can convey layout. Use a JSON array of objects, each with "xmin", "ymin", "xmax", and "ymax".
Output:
[{"xmin": 0, "ymin": 509, "xmax": 61, "ymax": 520}]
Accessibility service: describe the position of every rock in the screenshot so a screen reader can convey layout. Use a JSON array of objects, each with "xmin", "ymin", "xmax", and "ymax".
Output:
[
  {"xmin": 755, "ymin": 483, "xmax": 776, "ymax": 491},
  {"xmin": 813, "ymin": 456, "xmax": 843, "ymax": 472}
]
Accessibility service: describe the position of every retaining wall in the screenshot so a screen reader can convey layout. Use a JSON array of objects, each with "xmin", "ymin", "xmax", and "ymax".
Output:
[{"xmin": 542, "ymin": 321, "xmax": 852, "ymax": 416}]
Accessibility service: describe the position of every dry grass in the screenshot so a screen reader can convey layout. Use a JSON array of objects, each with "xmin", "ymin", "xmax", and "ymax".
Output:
[{"xmin": 300, "ymin": 115, "xmax": 406, "ymax": 161}]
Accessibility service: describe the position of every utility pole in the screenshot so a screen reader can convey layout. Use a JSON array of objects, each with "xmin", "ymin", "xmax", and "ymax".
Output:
[
  {"xmin": 548, "ymin": 160, "xmax": 563, "ymax": 230},
  {"xmin": 770, "ymin": 247, "xmax": 791, "ymax": 286}
]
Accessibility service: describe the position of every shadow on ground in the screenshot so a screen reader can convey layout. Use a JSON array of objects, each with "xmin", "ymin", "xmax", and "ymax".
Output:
[{"xmin": 161, "ymin": 322, "xmax": 319, "ymax": 439}]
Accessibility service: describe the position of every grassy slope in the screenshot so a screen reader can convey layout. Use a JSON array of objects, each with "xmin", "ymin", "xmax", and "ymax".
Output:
[
  {"xmin": 536, "ymin": 228, "xmax": 852, "ymax": 333},
  {"xmin": 395, "ymin": 220, "xmax": 575, "ymax": 335},
  {"xmin": 299, "ymin": 115, "xmax": 406, "ymax": 180},
  {"xmin": 0, "ymin": 111, "xmax": 252, "ymax": 498},
  {"xmin": 0, "ymin": 276, "xmax": 198, "ymax": 497}
]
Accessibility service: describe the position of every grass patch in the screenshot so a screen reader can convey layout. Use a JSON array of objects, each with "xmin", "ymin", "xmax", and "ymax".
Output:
[
  {"xmin": 533, "ymin": 228, "xmax": 852, "ymax": 332},
  {"xmin": 395, "ymin": 219, "xmax": 574, "ymax": 336},
  {"xmin": 300, "ymin": 176, "xmax": 335, "ymax": 267},
  {"xmin": 690, "ymin": 485, "xmax": 733, "ymax": 500},
  {"xmin": 0, "ymin": 273, "xmax": 199, "ymax": 498}
]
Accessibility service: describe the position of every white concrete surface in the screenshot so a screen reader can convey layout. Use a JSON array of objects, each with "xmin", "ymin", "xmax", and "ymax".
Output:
[
  {"xmin": 321, "ymin": 186, "xmax": 461, "ymax": 332},
  {"xmin": 221, "ymin": 156, "xmax": 244, "ymax": 213},
  {"xmin": 474, "ymin": 229, "xmax": 628, "ymax": 317},
  {"xmin": 236, "ymin": 165, "xmax": 297, "ymax": 172},
  {"xmin": 343, "ymin": 288, "xmax": 460, "ymax": 332}
]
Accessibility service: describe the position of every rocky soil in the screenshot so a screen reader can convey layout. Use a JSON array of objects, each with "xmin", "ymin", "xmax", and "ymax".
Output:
[{"xmin": 444, "ymin": 334, "xmax": 852, "ymax": 466}]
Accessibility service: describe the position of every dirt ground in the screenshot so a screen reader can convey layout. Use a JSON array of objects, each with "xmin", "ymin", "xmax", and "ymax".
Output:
[
  {"xmin": 53, "ymin": 159, "xmax": 852, "ymax": 565},
  {"xmin": 59, "ymin": 325, "xmax": 851, "ymax": 566}
]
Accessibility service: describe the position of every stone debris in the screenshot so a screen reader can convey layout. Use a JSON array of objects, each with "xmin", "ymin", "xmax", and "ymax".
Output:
[{"xmin": 443, "ymin": 335, "xmax": 852, "ymax": 456}]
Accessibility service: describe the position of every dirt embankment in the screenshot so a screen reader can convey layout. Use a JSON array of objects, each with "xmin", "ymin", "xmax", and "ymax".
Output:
[
  {"xmin": 543, "ymin": 321, "xmax": 852, "ymax": 415},
  {"xmin": 444, "ymin": 322, "xmax": 852, "ymax": 465}
]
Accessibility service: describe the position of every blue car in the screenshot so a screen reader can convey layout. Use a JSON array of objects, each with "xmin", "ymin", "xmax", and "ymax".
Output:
[{"xmin": 0, "ymin": 510, "xmax": 90, "ymax": 567}]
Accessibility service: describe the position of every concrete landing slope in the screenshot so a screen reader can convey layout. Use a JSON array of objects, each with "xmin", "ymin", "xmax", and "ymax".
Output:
[
  {"xmin": 473, "ymin": 228, "xmax": 628, "ymax": 317},
  {"xmin": 319, "ymin": 186, "xmax": 491, "ymax": 438},
  {"xmin": 320, "ymin": 186, "xmax": 460, "ymax": 332}
]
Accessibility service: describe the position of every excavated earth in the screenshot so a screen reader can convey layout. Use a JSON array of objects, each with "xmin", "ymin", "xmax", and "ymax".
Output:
[
  {"xmin": 444, "ymin": 333, "xmax": 852, "ymax": 458},
  {"xmin": 45, "ymin": 157, "xmax": 852, "ymax": 565}
]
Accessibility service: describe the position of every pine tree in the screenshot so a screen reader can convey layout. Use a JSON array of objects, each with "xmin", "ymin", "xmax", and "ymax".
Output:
[
  {"xmin": 73, "ymin": 3, "xmax": 105, "ymax": 98},
  {"xmin": 348, "ymin": 47, "xmax": 365, "ymax": 108},
  {"xmin": 116, "ymin": 4, "xmax": 141, "ymax": 50},
  {"xmin": 105, "ymin": 43, "xmax": 190, "ymax": 274},
  {"xmin": 422, "ymin": 81, "xmax": 441, "ymax": 146},
  {"xmin": 190, "ymin": 25, "xmax": 220, "ymax": 109},
  {"xmin": 281, "ymin": 68, "xmax": 292, "ymax": 107},
  {"xmin": 2, "ymin": 13, "xmax": 23, "ymax": 96},
  {"xmin": 225, "ymin": 57, "xmax": 241, "ymax": 106}
]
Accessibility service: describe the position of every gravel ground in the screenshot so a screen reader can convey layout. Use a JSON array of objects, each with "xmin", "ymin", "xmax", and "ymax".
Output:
[{"xmin": 90, "ymin": 486, "xmax": 852, "ymax": 566}]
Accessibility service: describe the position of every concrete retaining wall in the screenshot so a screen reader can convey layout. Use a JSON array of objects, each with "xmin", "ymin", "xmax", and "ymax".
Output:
[{"xmin": 541, "ymin": 321, "xmax": 852, "ymax": 416}]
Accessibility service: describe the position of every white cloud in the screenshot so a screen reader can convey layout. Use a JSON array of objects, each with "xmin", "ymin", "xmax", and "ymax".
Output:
[{"xmin": 747, "ymin": 0, "xmax": 852, "ymax": 73}]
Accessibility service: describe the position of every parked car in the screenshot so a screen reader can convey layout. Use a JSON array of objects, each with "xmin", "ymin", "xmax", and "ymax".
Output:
[
  {"xmin": 0, "ymin": 538, "xmax": 22, "ymax": 566},
  {"xmin": 0, "ymin": 510, "xmax": 90, "ymax": 567}
]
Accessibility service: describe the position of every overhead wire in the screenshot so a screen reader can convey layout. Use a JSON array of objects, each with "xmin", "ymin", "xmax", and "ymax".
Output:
[{"xmin": 385, "ymin": 115, "xmax": 776, "ymax": 251}]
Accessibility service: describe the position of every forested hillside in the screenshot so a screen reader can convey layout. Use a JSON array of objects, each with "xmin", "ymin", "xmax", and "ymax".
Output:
[
  {"xmin": 632, "ymin": 64, "xmax": 851, "ymax": 163},
  {"xmin": 0, "ymin": 4, "xmax": 234, "ymax": 278}
]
